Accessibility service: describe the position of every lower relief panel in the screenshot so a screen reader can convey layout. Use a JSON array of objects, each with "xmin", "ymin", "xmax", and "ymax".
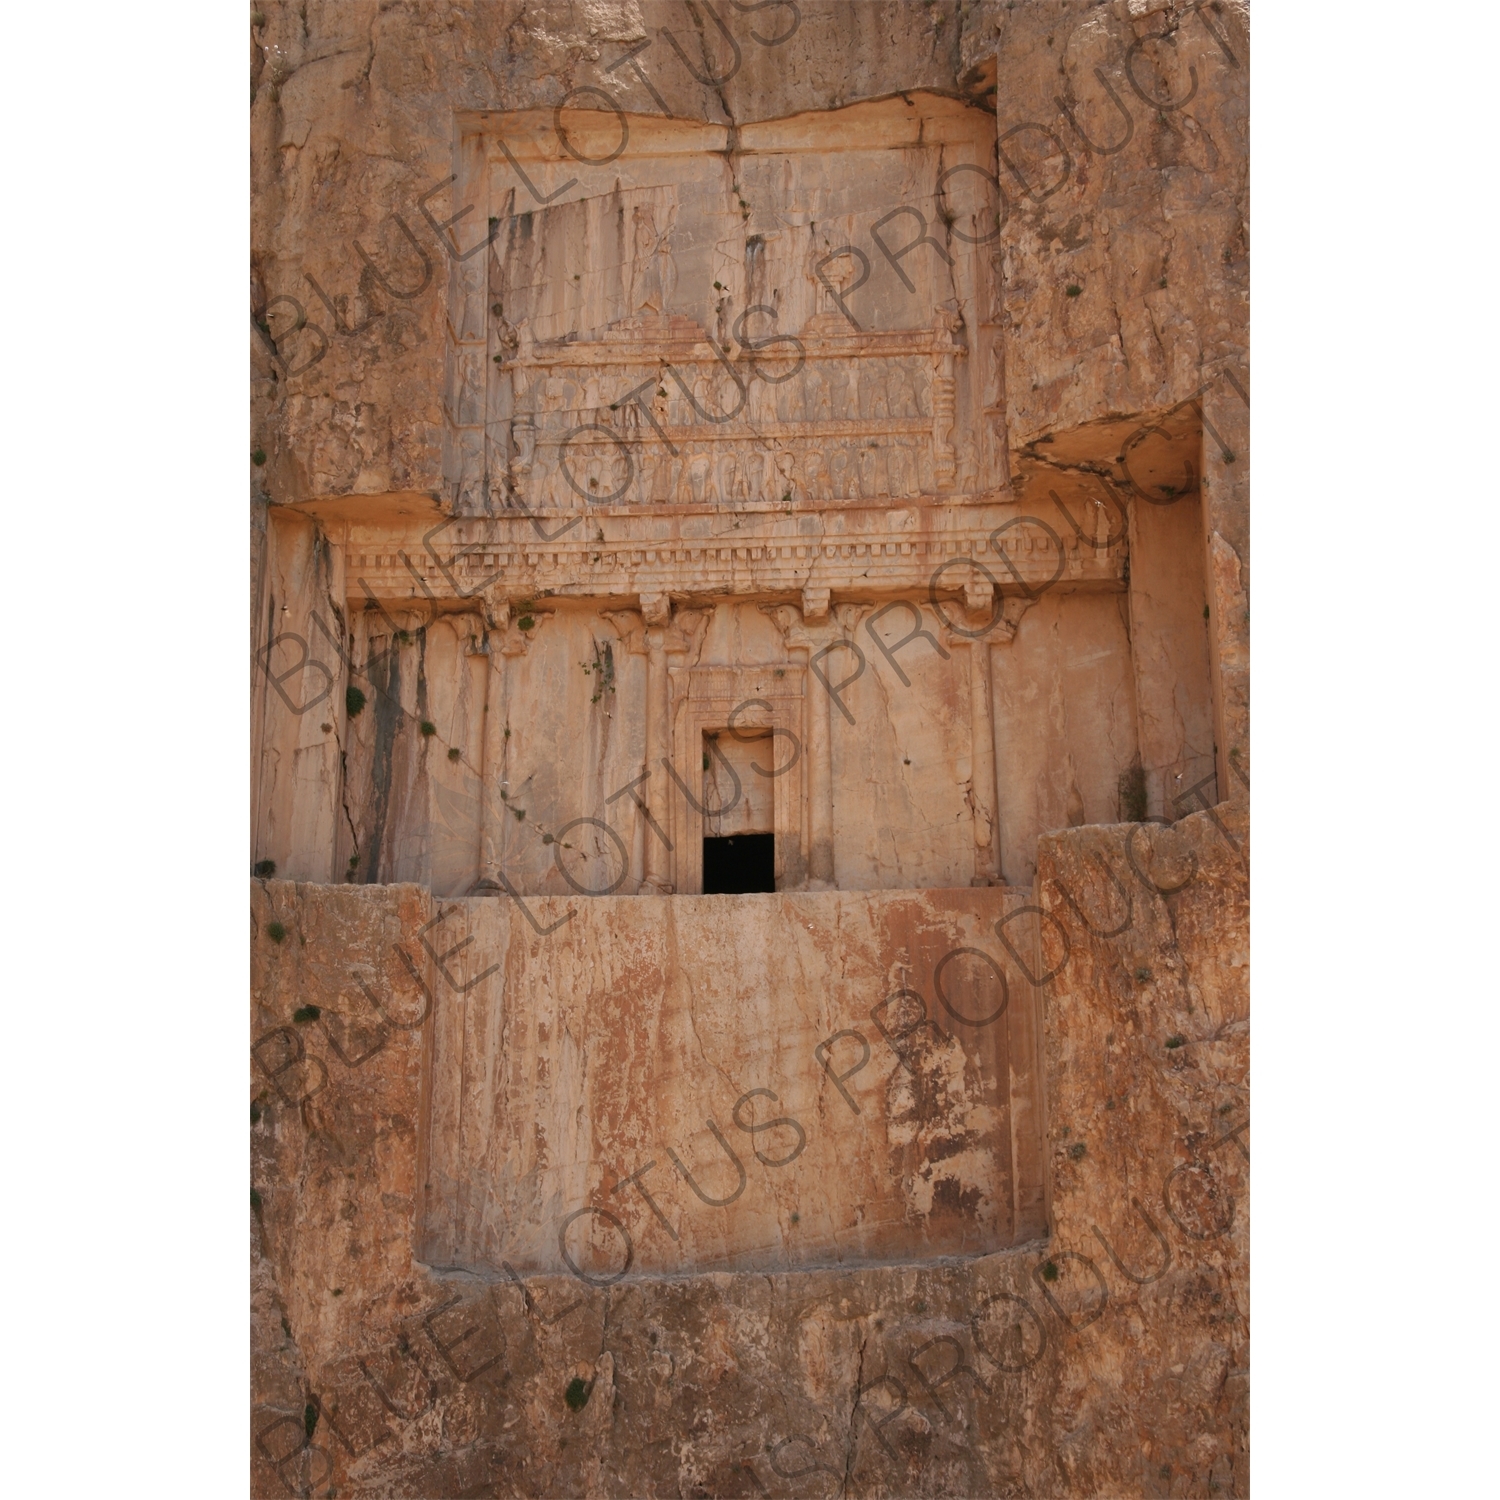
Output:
[
  {"xmin": 251, "ymin": 799, "xmax": 1247, "ymax": 1499},
  {"xmin": 420, "ymin": 888, "xmax": 1045, "ymax": 1278}
]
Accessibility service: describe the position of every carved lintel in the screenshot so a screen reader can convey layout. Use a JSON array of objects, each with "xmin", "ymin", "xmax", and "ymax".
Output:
[{"xmin": 802, "ymin": 585, "xmax": 830, "ymax": 621}]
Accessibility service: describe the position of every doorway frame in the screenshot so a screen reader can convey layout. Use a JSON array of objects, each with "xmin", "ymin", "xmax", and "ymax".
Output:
[{"xmin": 668, "ymin": 665, "xmax": 806, "ymax": 894}]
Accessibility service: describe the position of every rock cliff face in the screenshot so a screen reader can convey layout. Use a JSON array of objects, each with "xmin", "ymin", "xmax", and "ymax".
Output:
[
  {"xmin": 252, "ymin": 805, "xmax": 1246, "ymax": 1497},
  {"xmin": 251, "ymin": 3, "xmax": 1248, "ymax": 1494}
]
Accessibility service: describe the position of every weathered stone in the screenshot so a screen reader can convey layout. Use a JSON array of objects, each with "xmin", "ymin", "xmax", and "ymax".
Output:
[
  {"xmin": 251, "ymin": 3, "xmax": 1249, "ymax": 1492},
  {"xmin": 252, "ymin": 799, "xmax": 1246, "ymax": 1496}
]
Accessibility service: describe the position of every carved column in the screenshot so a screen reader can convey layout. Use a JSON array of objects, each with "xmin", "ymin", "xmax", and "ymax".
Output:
[
  {"xmin": 971, "ymin": 651, "xmax": 998, "ymax": 882},
  {"xmin": 632, "ymin": 595, "xmax": 711, "ymax": 894},
  {"xmin": 642, "ymin": 600, "xmax": 673, "ymax": 894},
  {"xmin": 326, "ymin": 525, "xmax": 352, "ymax": 879},
  {"xmin": 986, "ymin": 596, "xmax": 1035, "ymax": 885},
  {"xmin": 807, "ymin": 661, "xmax": 834, "ymax": 888},
  {"xmin": 762, "ymin": 595, "xmax": 861, "ymax": 891},
  {"xmin": 475, "ymin": 603, "xmax": 509, "ymax": 884},
  {"xmin": 660, "ymin": 605, "xmax": 712, "ymax": 890},
  {"xmin": 601, "ymin": 610, "xmax": 649, "ymax": 893},
  {"xmin": 942, "ymin": 578, "xmax": 1003, "ymax": 886},
  {"xmin": 476, "ymin": 604, "xmax": 550, "ymax": 887}
]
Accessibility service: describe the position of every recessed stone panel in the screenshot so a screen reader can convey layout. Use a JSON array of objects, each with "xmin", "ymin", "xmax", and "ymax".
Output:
[
  {"xmin": 460, "ymin": 96, "xmax": 1006, "ymax": 518},
  {"xmin": 419, "ymin": 887, "xmax": 1044, "ymax": 1277}
]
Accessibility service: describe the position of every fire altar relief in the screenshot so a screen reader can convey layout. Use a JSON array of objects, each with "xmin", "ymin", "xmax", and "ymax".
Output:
[{"xmin": 446, "ymin": 96, "xmax": 1006, "ymax": 517}]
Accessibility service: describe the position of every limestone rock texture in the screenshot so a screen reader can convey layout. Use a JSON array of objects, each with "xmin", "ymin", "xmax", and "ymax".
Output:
[{"xmin": 251, "ymin": 3, "xmax": 1249, "ymax": 1494}]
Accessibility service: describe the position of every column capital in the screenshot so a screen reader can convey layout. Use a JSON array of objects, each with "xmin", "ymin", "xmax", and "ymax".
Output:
[
  {"xmin": 601, "ymin": 609, "xmax": 648, "ymax": 657},
  {"xmin": 963, "ymin": 577, "xmax": 993, "ymax": 615},
  {"xmin": 498, "ymin": 607, "xmax": 555, "ymax": 657},
  {"xmin": 760, "ymin": 601, "xmax": 869, "ymax": 652},
  {"xmin": 662, "ymin": 605, "xmax": 713, "ymax": 659},
  {"xmin": 996, "ymin": 594, "xmax": 1036, "ymax": 643}
]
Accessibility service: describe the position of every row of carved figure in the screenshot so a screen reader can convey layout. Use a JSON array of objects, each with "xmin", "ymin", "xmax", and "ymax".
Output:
[
  {"xmin": 512, "ymin": 354, "xmax": 936, "ymax": 428},
  {"xmin": 511, "ymin": 435, "xmax": 955, "ymax": 506}
]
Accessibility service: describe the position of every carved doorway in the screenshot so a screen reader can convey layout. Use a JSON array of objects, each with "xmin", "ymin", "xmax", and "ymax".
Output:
[
  {"xmin": 668, "ymin": 667, "xmax": 806, "ymax": 894},
  {"xmin": 701, "ymin": 726, "xmax": 776, "ymax": 893}
]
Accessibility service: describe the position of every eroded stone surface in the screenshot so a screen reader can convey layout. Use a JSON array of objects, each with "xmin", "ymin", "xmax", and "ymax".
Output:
[
  {"xmin": 251, "ymin": 804, "xmax": 1246, "ymax": 1497},
  {"xmin": 418, "ymin": 887, "xmax": 1045, "ymax": 1278},
  {"xmin": 251, "ymin": 3, "xmax": 1250, "ymax": 1492}
]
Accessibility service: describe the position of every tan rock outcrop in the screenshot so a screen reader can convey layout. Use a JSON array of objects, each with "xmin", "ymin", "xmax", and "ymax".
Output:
[
  {"xmin": 251, "ymin": 3, "xmax": 1250, "ymax": 1493},
  {"xmin": 252, "ymin": 801, "xmax": 1245, "ymax": 1496}
]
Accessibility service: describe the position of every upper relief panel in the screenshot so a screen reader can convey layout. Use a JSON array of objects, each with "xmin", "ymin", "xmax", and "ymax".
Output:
[{"xmin": 446, "ymin": 97, "xmax": 1006, "ymax": 518}]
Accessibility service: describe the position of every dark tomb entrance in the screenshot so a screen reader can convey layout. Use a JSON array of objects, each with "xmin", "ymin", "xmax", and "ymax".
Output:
[{"xmin": 701, "ymin": 833, "xmax": 775, "ymax": 894}]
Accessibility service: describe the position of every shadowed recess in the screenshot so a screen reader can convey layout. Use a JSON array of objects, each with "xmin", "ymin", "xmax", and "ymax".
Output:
[{"xmin": 702, "ymin": 833, "xmax": 775, "ymax": 894}]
